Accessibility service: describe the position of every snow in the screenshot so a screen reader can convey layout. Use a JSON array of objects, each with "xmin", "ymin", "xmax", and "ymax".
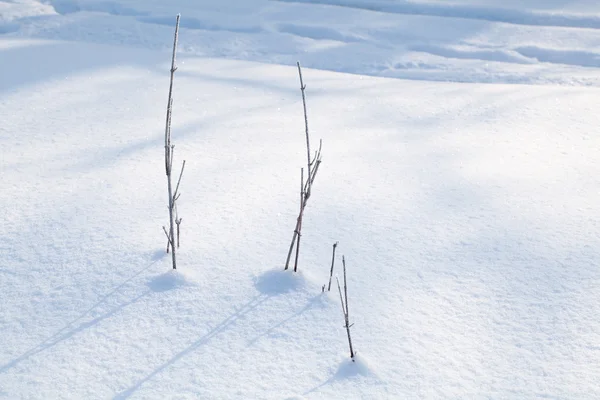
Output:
[
  {"xmin": 4, "ymin": 0, "xmax": 600, "ymax": 85},
  {"xmin": 1, "ymin": 0, "xmax": 600, "ymax": 399}
]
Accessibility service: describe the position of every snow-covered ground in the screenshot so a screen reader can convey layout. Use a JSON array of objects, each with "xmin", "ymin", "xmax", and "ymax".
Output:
[
  {"xmin": 1, "ymin": 1, "xmax": 600, "ymax": 399},
  {"xmin": 4, "ymin": 0, "xmax": 600, "ymax": 85}
]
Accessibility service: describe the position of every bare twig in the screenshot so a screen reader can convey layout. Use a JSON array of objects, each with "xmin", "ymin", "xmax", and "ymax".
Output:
[
  {"xmin": 285, "ymin": 168, "xmax": 303, "ymax": 271},
  {"xmin": 309, "ymin": 139, "xmax": 322, "ymax": 187},
  {"xmin": 173, "ymin": 159, "xmax": 186, "ymax": 202},
  {"xmin": 293, "ymin": 168, "xmax": 304, "ymax": 272},
  {"xmin": 284, "ymin": 217, "xmax": 301, "ymax": 271},
  {"xmin": 284, "ymin": 63, "xmax": 323, "ymax": 272},
  {"xmin": 337, "ymin": 256, "xmax": 355, "ymax": 360},
  {"xmin": 176, "ymin": 218, "xmax": 182, "ymax": 248},
  {"xmin": 297, "ymin": 61, "xmax": 311, "ymax": 198},
  {"xmin": 310, "ymin": 139, "xmax": 322, "ymax": 166},
  {"xmin": 342, "ymin": 256, "xmax": 350, "ymax": 318},
  {"xmin": 293, "ymin": 219, "xmax": 303, "ymax": 272},
  {"xmin": 163, "ymin": 14, "xmax": 181, "ymax": 269},
  {"xmin": 327, "ymin": 242, "xmax": 338, "ymax": 291},
  {"xmin": 162, "ymin": 226, "xmax": 171, "ymax": 253}
]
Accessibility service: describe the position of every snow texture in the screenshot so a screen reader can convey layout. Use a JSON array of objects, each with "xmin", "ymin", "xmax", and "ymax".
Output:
[{"xmin": 1, "ymin": 0, "xmax": 600, "ymax": 399}]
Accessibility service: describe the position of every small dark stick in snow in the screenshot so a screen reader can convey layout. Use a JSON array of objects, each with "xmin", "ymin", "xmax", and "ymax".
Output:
[
  {"xmin": 337, "ymin": 255, "xmax": 355, "ymax": 360},
  {"xmin": 327, "ymin": 241, "xmax": 339, "ymax": 291}
]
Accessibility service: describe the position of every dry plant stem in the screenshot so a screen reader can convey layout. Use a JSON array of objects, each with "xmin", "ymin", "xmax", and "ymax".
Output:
[
  {"xmin": 297, "ymin": 61, "xmax": 312, "ymax": 197},
  {"xmin": 337, "ymin": 256, "xmax": 355, "ymax": 359},
  {"xmin": 285, "ymin": 169, "xmax": 303, "ymax": 270},
  {"xmin": 342, "ymin": 256, "xmax": 350, "ymax": 319},
  {"xmin": 309, "ymin": 139, "xmax": 322, "ymax": 187},
  {"xmin": 172, "ymin": 159, "xmax": 185, "ymax": 250},
  {"xmin": 285, "ymin": 218, "xmax": 300, "ymax": 270},
  {"xmin": 164, "ymin": 14, "xmax": 180, "ymax": 269},
  {"xmin": 293, "ymin": 168, "xmax": 304, "ymax": 272},
  {"xmin": 293, "ymin": 214, "xmax": 303, "ymax": 272},
  {"xmin": 173, "ymin": 160, "xmax": 186, "ymax": 199},
  {"xmin": 162, "ymin": 226, "xmax": 171, "ymax": 253},
  {"xmin": 284, "ymin": 63, "xmax": 323, "ymax": 271},
  {"xmin": 284, "ymin": 151, "xmax": 321, "ymax": 271},
  {"xmin": 327, "ymin": 242, "xmax": 338, "ymax": 291}
]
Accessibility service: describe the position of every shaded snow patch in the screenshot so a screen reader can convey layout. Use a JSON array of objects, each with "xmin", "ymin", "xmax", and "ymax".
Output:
[
  {"xmin": 147, "ymin": 270, "xmax": 196, "ymax": 292},
  {"xmin": 305, "ymin": 353, "xmax": 378, "ymax": 395},
  {"xmin": 151, "ymin": 249, "xmax": 167, "ymax": 261},
  {"xmin": 335, "ymin": 353, "xmax": 374, "ymax": 379},
  {"xmin": 0, "ymin": 22, "xmax": 19, "ymax": 35},
  {"xmin": 254, "ymin": 269, "xmax": 311, "ymax": 295}
]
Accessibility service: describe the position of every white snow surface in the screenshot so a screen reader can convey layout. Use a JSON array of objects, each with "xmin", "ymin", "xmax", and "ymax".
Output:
[
  {"xmin": 1, "ymin": 0, "xmax": 600, "ymax": 399},
  {"xmin": 4, "ymin": 0, "xmax": 600, "ymax": 85}
]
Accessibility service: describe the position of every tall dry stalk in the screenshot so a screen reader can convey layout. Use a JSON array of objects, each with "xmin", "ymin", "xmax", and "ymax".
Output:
[
  {"xmin": 337, "ymin": 256, "xmax": 355, "ymax": 360},
  {"xmin": 162, "ymin": 14, "xmax": 186, "ymax": 270},
  {"xmin": 284, "ymin": 62, "xmax": 323, "ymax": 272}
]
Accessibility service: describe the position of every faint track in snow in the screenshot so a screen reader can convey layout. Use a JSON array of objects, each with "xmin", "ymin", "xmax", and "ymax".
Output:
[
  {"xmin": 47, "ymin": 0, "xmax": 148, "ymax": 16},
  {"xmin": 409, "ymin": 43, "xmax": 600, "ymax": 69},
  {"xmin": 515, "ymin": 46, "xmax": 600, "ymax": 68},
  {"xmin": 273, "ymin": 0, "xmax": 600, "ymax": 30},
  {"xmin": 409, "ymin": 44, "xmax": 535, "ymax": 65},
  {"xmin": 274, "ymin": 22, "xmax": 363, "ymax": 42},
  {"xmin": 45, "ymin": 0, "xmax": 263, "ymax": 34},
  {"xmin": 137, "ymin": 16, "xmax": 262, "ymax": 34}
]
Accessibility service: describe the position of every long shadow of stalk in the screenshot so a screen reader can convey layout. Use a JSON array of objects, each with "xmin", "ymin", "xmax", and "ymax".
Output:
[
  {"xmin": 246, "ymin": 295, "xmax": 322, "ymax": 346},
  {"xmin": 114, "ymin": 294, "xmax": 269, "ymax": 400},
  {"xmin": 0, "ymin": 255, "xmax": 163, "ymax": 373}
]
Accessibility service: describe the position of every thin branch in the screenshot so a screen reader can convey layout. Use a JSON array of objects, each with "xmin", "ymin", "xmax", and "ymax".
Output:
[
  {"xmin": 337, "ymin": 259, "xmax": 355, "ymax": 359},
  {"xmin": 343, "ymin": 257, "xmax": 355, "ymax": 359},
  {"xmin": 165, "ymin": 99, "xmax": 174, "ymax": 175},
  {"xmin": 284, "ymin": 217, "xmax": 300, "ymax": 271},
  {"xmin": 176, "ymin": 218, "xmax": 182, "ymax": 248},
  {"xmin": 300, "ymin": 167, "xmax": 304, "ymax": 210},
  {"xmin": 169, "ymin": 145, "xmax": 175, "ymax": 173},
  {"xmin": 342, "ymin": 256, "xmax": 349, "ymax": 317},
  {"xmin": 309, "ymin": 159, "xmax": 321, "ymax": 187},
  {"xmin": 327, "ymin": 242, "xmax": 338, "ymax": 291},
  {"xmin": 162, "ymin": 226, "xmax": 171, "ymax": 253},
  {"xmin": 163, "ymin": 14, "xmax": 181, "ymax": 269},
  {"xmin": 310, "ymin": 139, "xmax": 323, "ymax": 167},
  {"xmin": 293, "ymin": 168, "xmax": 304, "ymax": 273},
  {"xmin": 297, "ymin": 61, "xmax": 312, "ymax": 198},
  {"xmin": 336, "ymin": 276, "xmax": 345, "ymax": 318},
  {"xmin": 305, "ymin": 141, "xmax": 322, "ymax": 194},
  {"xmin": 284, "ymin": 62, "xmax": 323, "ymax": 273},
  {"xmin": 173, "ymin": 159, "xmax": 186, "ymax": 202}
]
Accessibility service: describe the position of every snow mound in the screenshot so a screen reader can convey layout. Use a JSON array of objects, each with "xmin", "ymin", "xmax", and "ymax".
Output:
[
  {"xmin": 147, "ymin": 269, "xmax": 196, "ymax": 292},
  {"xmin": 335, "ymin": 353, "xmax": 374, "ymax": 379},
  {"xmin": 254, "ymin": 269, "xmax": 315, "ymax": 295}
]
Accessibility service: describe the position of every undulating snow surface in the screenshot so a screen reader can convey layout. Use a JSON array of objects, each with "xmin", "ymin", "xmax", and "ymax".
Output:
[
  {"xmin": 3, "ymin": 0, "xmax": 600, "ymax": 85},
  {"xmin": 1, "ymin": 1, "xmax": 599, "ymax": 399}
]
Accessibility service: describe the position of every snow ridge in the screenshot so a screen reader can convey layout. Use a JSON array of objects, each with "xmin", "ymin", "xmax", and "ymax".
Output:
[{"xmin": 275, "ymin": 0, "xmax": 600, "ymax": 29}]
